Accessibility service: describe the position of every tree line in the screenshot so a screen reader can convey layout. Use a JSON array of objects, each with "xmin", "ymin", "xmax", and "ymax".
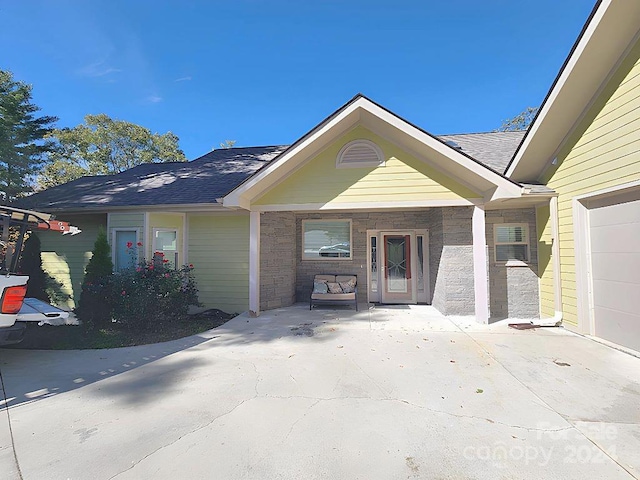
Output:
[{"xmin": 0, "ymin": 69, "xmax": 187, "ymax": 202}]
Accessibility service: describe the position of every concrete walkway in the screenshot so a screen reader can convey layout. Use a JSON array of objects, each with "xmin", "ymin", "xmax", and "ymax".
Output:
[{"xmin": 1, "ymin": 304, "xmax": 639, "ymax": 479}]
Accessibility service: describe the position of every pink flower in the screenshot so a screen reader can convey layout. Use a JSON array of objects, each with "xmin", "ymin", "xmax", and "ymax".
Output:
[
  {"xmin": 137, "ymin": 242, "xmax": 143, "ymax": 247},
  {"xmin": 162, "ymin": 259, "xmax": 169, "ymax": 263},
  {"xmin": 121, "ymin": 290, "xmax": 126, "ymax": 296},
  {"xmin": 126, "ymin": 241, "xmax": 133, "ymax": 248},
  {"xmin": 148, "ymin": 265, "xmax": 154, "ymax": 270},
  {"xmin": 136, "ymin": 267, "xmax": 142, "ymax": 272},
  {"xmin": 189, "ymin": 264, "xmax": 194, "ymax": 268},
  {"xmin": 164, "ymin": 273, "xmax": 170, "ymax": 278}
]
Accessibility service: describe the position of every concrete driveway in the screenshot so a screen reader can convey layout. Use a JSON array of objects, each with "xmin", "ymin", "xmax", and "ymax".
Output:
[{"xmin": 1, "ymin": 304, "xmax": 639, "ymax": 480}]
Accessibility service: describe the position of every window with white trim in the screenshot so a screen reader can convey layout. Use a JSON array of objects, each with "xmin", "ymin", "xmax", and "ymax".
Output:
[
  {"xmin": 336, "ymin": 139, "xmax": 384, "ymax": 168},
  {"xmin": 302, "ymin": 220, "xmax": 352, "ymax": 260},
  {"xmin": 153, "ymin": 228, "xmax": 179, "ymax": 268},
  {"xmin": 494, "ymin": 224, "xmax": 529, "ymax": 262},
  {"xmin": 113, "ymin": 229, "xmax": 139, "ymax": 272}
]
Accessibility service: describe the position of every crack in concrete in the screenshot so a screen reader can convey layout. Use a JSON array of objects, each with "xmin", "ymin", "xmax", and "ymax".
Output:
[
  {"xmin": 282, "ymin": 399, "xmax": 322, "ymax": 443},
  {"xmin": 107, "ymin": 363, "xmax": 261, "ymax": 480},
  {"xmin": 108, "ymin": 395, "xmax": 257, "ymax": 479},
  {"xmin": 262, "ymin": 394, "xmax": 573, "ymax": 434},
  {"xmin": 391, "ymin": 398, "xmax": 575, "ymax": 433}
]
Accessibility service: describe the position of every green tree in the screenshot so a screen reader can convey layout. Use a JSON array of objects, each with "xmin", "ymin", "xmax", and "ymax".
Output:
[
  {"xmin": 219, "ymin": 139, "xmax": 236, "ymax": 149},
  {"xmin": 497, "ymin": 106, "xmax": 539, "ymax": 132},
  {"xmin": 39, "ymin": 114, "xmax": 186, "ymax": 188},
  {"xmin": 76, "ymin": 228, "xmax": 114, "ymax": 331},
  {"xmin": 0, "ymin": 70, "xmax": 57, "ymax": 201}
]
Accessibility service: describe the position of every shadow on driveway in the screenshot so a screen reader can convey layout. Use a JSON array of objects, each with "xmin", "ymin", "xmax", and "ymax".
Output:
[{"xmin": 0, "ymin": 303, "xmax": 373, "ymax": 409}]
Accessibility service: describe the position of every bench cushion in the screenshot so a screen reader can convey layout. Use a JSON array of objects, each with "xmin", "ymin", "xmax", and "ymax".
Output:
[{"xmin": 311, "ymin": 293, "xmax": 356, "ymax": 301}]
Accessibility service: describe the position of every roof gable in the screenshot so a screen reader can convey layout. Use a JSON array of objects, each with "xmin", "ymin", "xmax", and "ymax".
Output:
[
  {"xmin": 224, "ymin": 94, "xmax": 522, "ymax": 209},
  {"xmin": 253, "ymin": 125, "xmax": 481, "ymax": 209}
]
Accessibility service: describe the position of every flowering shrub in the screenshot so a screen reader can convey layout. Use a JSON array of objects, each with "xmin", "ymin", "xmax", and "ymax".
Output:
[{"xmin": 112, "ymin": 253, "xmax": 201, "ymax": 332}]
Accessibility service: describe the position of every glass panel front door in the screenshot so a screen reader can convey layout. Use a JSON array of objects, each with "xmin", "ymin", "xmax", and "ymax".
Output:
[{"xmin": 382, "ymin": 233, "xmax": 414, "ymax": 303}]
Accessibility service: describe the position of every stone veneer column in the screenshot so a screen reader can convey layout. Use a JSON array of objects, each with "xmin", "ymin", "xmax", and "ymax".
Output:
[
  {"xmin": 472, "ymin": 205, "xmax": 489, "ymax": 324},
  {"xmin": 431, "ymin": 207, "xmax": 476, "ymax": 316},
  {"xmin": 260, "ymin": 212, "xmax": 297, "ymax": 311}
]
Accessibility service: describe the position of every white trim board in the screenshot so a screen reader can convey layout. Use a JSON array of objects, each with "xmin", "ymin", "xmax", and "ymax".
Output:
[{"xmin": 253, "ymin": 198, "xmax": 482, "ymax": 212}]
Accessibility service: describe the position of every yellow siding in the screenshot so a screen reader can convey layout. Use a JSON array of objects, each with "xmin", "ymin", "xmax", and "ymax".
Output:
[
  {"xmin": 536, "ymin": 205, "xmax": 555, "ymax": 318},
  {"xmin": 254, "ymin": 126, "xmax": 480, "ymax": 206},
  {"xmin": 187, "ymin": 214, "xmax": 249, "ymax": 314},
  {"xmin": 148, "ymin": 213, "xmax": 184, "ymax": 263},
  {"xmin": 40, "ymin": 214, "xmax": 106, "ymax": 309},
  {"xmin": 540, "ymin": 38, "xmax": 640, "ymax": 328}
]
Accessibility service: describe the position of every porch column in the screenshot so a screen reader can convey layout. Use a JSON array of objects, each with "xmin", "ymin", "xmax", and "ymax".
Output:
[
  {"xmin": 249, "ymin": 211, "xmax": 260, "ymax": 317},
  {"xmin": 472, "ymin": 205, "xmax": 489, "ymax": 324}
]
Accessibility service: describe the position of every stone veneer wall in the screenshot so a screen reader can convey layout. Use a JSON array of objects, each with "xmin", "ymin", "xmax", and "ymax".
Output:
[
  {"xmin": 485, "ymin": 208, "xmax": 539, "ymax": 320},
  {"xmin": 260, "ymin": 212, "xmax": 297, "ymax": 310},
  {"xmin": 259, "ymin": 207, "xmax": 540, "ymax": 319},
  {"xmin": 292, "ymin": 208, "xmax": 475, "ymax": 317},
  {"xmin": 429, "ymin": 207, "xmax": 476, "ymax": 315}
]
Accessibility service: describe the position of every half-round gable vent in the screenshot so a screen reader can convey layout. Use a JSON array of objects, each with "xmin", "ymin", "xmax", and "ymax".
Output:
[{"xmin": 336, "ymin": 140, "xmax": 385, "ymax": 168}]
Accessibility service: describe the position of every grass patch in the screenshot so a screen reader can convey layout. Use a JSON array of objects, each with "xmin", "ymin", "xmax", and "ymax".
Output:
[{"xmin": 6, "ymin": 309, "xmax": 235, "ymax": 350}]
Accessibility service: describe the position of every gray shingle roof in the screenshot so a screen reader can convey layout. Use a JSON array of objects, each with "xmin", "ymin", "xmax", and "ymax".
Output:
[
  {"xmin": 17, "ymin": 146, "xmax": 287, "ymax": 211},
  {"xmin": 437, "ymin": 131, "xmax": 526, "ymax": 173},
  {"xmin": 17, "ymin": 131, "xmax": 527, "ymax": 211}
]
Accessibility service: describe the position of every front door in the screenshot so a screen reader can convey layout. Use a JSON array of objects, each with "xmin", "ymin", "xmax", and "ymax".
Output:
[{"xmin": 381, "ymin": 232, "xmax": 415, "ymax": 303}]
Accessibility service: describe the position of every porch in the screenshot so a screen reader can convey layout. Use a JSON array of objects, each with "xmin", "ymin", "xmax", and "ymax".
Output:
[{"xmin": 251, "ymin": 206, "xmax": 540, "ymax": 323}]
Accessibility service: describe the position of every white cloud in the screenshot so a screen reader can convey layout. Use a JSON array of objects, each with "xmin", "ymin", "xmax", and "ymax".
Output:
[
  {"xmin": 146, "ymin": 95, "xmax": 163, "ymax": 103},
  {"xmin": 77, "ymin": 60, "xmax": 122, "ymax": 78},
  {"xmin": 174, "ymin": 76, "xmax": 192, "ymax": 82}
]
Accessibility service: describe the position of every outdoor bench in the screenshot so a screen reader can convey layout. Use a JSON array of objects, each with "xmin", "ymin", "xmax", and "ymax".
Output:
[{"xmin": 310, "ymin": 274, "xmax": 358, "ymax": 311}]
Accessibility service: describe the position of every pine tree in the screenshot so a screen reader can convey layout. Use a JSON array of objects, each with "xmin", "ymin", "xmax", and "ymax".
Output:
[
  {"xmin": 0, "ymin": 69, "xmax": 58, "ymax": 201},
  {"xmin": 76, "ymin": 229, "xmax": 114, "ymax": 330}
]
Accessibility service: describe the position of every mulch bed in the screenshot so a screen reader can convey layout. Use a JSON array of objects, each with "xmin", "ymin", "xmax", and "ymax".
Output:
[{"xmin": 4, "ymin": 309, "xmax": 235, "ymax": 350}]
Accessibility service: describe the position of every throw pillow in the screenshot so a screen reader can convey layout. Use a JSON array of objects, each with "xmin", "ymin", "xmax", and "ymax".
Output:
[
  {"xmin": 313, "ymin": 281, "xmax": 329, "ymax": 294},
  {"xmin": 327, "ymin": 282, "xmax": 343, "ymax": 294},
  {"xmin": 339, "ymin": 281, "xmax": 355, "ymax": 294}
]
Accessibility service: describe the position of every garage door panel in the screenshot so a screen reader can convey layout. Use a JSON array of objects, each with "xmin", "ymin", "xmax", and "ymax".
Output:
[
  {"xmin": 589, "ymin": 222, "xmax": 640, "ymax": 252},
  {"xmin": 589, "ymin": 196, "xmax": 640, "ymax": 352},
  {"xmin": 591, "ymin": 252, "xmax": 640, "ymax": 284},
  {"xmin": 592, "ymin": 279, "xmax": 640, "ymax": 313},
  {"xmin": 593, "ymin": 307, "xmax": 640, "ymax": 353}
]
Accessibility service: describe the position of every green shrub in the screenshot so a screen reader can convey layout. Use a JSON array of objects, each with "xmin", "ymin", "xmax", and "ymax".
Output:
[
  {"xmin": 76, "ymin": 228, "xmax": 114, "ymax": 331},
  {"xmin": 112, "ymin": 254, "xmax": 200, "ymax": 332},
  {"xmin": 18, "ymin": 233, "xmax": 48, "ymax": 301}
]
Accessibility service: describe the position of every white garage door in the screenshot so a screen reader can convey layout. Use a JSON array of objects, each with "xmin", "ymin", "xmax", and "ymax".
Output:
[{"xmin": 589, "ymin": 193, "xmax": 640, "ymax": 352}]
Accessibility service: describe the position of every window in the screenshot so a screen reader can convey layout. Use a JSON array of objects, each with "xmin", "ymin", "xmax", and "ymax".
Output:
[
  {"xmin": 113, "ymin": 230, "xmax": 139, "ymax": 272},
  {"xmin": 336, "ymin": 139, "xmax": 384, "ymax": 168},
  {"xmin": 494, "ymin": 224, "xmax": 529, "ymax": 262},
  {"xmin": 302, "ymin": 220, "xmax": 351, "ymax": 260},
  {"xmin": 153, "ymin": 229, "xmax": 179, "ymax": 267}
]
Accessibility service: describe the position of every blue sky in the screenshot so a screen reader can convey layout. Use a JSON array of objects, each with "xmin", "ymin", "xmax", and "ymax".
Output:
[{"xmin": 1, "ymin": 1, "xmax": 595, "ymax": 160}]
